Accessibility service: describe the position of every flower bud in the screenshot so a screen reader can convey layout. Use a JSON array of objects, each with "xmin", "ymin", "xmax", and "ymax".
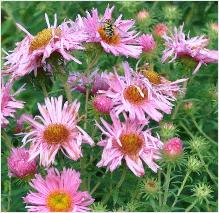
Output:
[
  {"xmin": 136, "ymin": 9, "xmax": 150, "ymax": 22},
  {"xmin": 211, "ymin": 23, "xmax": 218, "ymax": 32},
  {"xmin": 140, "ymin": 177, "xmax": 159, "ymax": 200},
  {"xmin": 90, "ymin": 202, "xmax": 108, "ymax": 212},
  {"xmin": 163, "ymin": 6, "xmax": 182, "ymax": 22},
  {"xmin": 93, "ymin": 95, "xmax": 113, "ymax": 114},
  {"xmin": 154, "ymin": 23, "xmax": 168, "ymax": 37},
  {"xmin": 138, "ymin": 34, "xmax": 156, "ymax": 53},
  {"xmin": 163, "ymin": 137, "xmax": 183, "ymax": 160},
  {"xmin": 160, "ymin": 122, "xmax": 177, "ymax": 140},
  {"xmin": 187, "ymin": 156, "xmax": 202, "ymax": 172},
  {"xmin": 7, "ymin": 147, "xmax": 37, "ymax": 179},
  {"xmin": 183, "ymin": 101, "xmax": 193, "ymax": 111},
  {"xmin": 189, "ymin": 136, "xmax": 208, "ymax": 153},
  {"xmin": 192, "ymin": 183, "xmax": 213, "ymax": 203}
]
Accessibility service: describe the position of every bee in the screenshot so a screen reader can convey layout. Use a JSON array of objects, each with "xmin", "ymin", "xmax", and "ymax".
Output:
[{"xmin": 103, "ymin": 19, "xmax": 115, "ymax": 38}]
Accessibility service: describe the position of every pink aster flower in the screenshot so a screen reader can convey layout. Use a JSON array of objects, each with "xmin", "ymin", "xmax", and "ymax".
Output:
[
  {"xmin": 162, "ymin": 24, "xmax": 218, "ymax": 74},
  {"xmin": 154, "ymin": 23, "xmax": 168, "ymax": 37},
  {"xmin": 24, "ymin": 168, "xmax": 94, "ymax": 212},
  {"xmin": 68, "ymin": 69, "xmax": 109, "ymax": 95},
  {"xmin": 21, "ymin": 96, "xmax": 94, "ymax": 167},
  {"xmin": 139, "ymin": 67, "xmax": 187, "ymax": 98},
  {"xmin": 1, "ymin": 79, "xmax": 24, "ymax": 127},
  {"xmin": 93, "ymin": 95, "xmax": 113, "ymax": 114},
  {"xmin": 138, "ymin": 34, "xmax": 156, "ymax": 52},
  {"xmin": 96, "ymin": 113, "xmax": 162, "ymax": 177},
  {"xmin": 163, "ymin": 137, "xmax": 183, "ymax": 160},
  {"xmin": 81, "ymin": 5, "xmax": 142, "ymax": 58},
  {"xmin": 3, "ymin": 13, "xmax": 87, "ymax": 78},
  {"xmin": 7, "ymin": 147, "xmax": 37, "ymax": 179},
  {"xmin": 99, "ymin": 62, "xmax": 173, "ymax": 122}
]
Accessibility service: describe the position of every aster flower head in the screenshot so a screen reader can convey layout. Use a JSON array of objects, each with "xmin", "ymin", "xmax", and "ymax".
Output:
[
  {"xmin": 100, "ymin": 62, "xmax": 174, "ymax": 122},
  {"xmin": 81, "ymin": 5, "xmax": 142, "ymax": 58},
  {"xmin": 22, "ymin": 96, "xmax": 94, "ymax": 167},
  {"xmin": 138, "ymin": 34, "xmax": 156, "ymax": 53},
  {"xmin": 7, "ymin": 147, "xmax": 37, "ymax": 179},
  {"xmin": 136, "ymin": 9, "xmax": 150, "ymax": 22},
  {"xmin": 1, "ymin": 79, "xmax": 24, "ymax": 127},
  {"xmin": 93, "ymin": 95, "xmax": 113, "ymax": 114},
  {"xmin": 4, "ymin": 13, "xmax": 87, "ymax": 78},
  {"xmin": 162, "ymin": 24, "xmax": 218, "ymax": 74},
  {"xmin": 138, "ymin": 65, "xmax": 187, "ymax": 98},
  {"xmin": 154, "ymin": 23, "xmax": 168, "ymax": 37},
  {"xmin": 68, "ymin": 69, "xmax": 109, "ymax": 95},
  {"xmin": 24, "ymin": 168, "xmax": 94, "ymax": 212},
  {"xmin": 96, "ymin": 113, "xmax": 163, "ymax": 177},
  {"xmin": 163, "ymin": 137, "xmax": 183, "ymax": 160}
]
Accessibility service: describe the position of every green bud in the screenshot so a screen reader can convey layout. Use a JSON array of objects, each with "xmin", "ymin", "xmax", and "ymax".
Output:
[
  {"xmin": 187, "ymin": 156, "xmax": 202, "ymax": 172},
  {"xmin": 160, "ymin": 122, "xmax": 177, "ymax": 141},
  {"xmin": 189, "ymin": 136, "xmax": 208, "ymax": 153},
  {"xmin": 192, "ymin": 183, "xmax": 213, "ymax": 203}
]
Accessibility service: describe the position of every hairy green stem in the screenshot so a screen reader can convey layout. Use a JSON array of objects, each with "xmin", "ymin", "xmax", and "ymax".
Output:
[
  {"xmin": 190, "ymin": 115, "xmax": 217, "ymax": 146},
  {"xmin": 158, "ymin": 170, "xmax": 162, "ymax": 207},
  {"xmin": 1, "ymin": 130, "xmax": 12, "ymax": 149},
  {"xmin": 197, "ymin": 151, "xmax": 217, "ymax": 185},
  {"xmin": 90, "ymin": 172, "xmax": 107, "ymax": 195},
  {"xmin": 116, "ymin": 167, "xmax": 127, "ymax": 189},
  {"xmin": 171, "ymin": 81, "xmax": 188, "ymax": 119},
  {"xmin": 102, "ymin": 168, "xmax": 127, "ymax": 205},
  {"xmin": 163, "ymin": 164, "xmax": 172, "ymax": 206},
  {"xmin": 83, "ymin": 87, "xmax": 90, "ymax": 130},
  {"xmin": 40, "ymin": 82, "xmax": 48, "ymax": 97},
  {"xmin": 179, "ymin": 121, "xmax": 194, "ymax": 139},
  {"xmin": 172, "ymin": 171, "xmax": 191, "ymax": 207},
  {"xmin": 51, "ymin": 60, "xmax": 72, "ymax": 103},
  {"xmin": 186, "ymin": 199, "xmax": 198, "ymax": 212},
  {"xmin": 7, "ymin": 178, "xmax": 11, "ymax": 211}
]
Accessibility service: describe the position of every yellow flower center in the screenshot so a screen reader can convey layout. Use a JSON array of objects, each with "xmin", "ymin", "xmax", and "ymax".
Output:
[
  {"xmin": 120, "ymin": 133, "xmax": 143, "ymax": 156},
  {"xmin": 124, "ymin": 85, "xmax": 148, "ymax": 104},
  {"xmin": 47, "ymin": 191, "xmax": 72, "ymax": 212},
  {"xmin": 43, "ymin": 124, "xmax": 69, "ymax": 145},
  {"xmin": 98, "ymin": 27, "xmax": 120, "ymax": 45},
  {"xmin": 30, "ymin": 28, "xmax": 61, "ymax": 51},
  {"xmin": 143, "ymin": 69, "xmax": 161, "ymax": 85}
]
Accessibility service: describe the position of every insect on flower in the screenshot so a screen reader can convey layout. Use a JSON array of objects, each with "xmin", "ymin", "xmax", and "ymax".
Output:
[{"xmin": 102, "ymin": 19, "xmax": 115, "ymax": 38}]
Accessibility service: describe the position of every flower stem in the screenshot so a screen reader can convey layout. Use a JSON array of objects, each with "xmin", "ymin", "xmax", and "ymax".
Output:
[
  {"xmin": 158, "ymin": 169, "xmax": 162, "ymax": 207},
  {"xmin": 197, "ymin": 151, "xmax": 217, "ymax": 185},
  {"xmin": 179, "ymin": 121, "xmax": 195, "ymax": 139},
  {"xmin": 162, "ymin": 164, "xmax": 172, "ymax": 206},
  {"xmin": 185, "ymin": 199, "xmax": 198, "ymax": 212},
  {"xmin": 1, "ymin": 130, "xmax": 12, "ymax": 149},
  {"xmin": 50, "ymin": 60, "xmax": 72, "ymax": 103},
  {"xmin": 171, "ymin": 81, "xmax": 187, "ymax": 119},
  {"xmin": 116, "ymin": 167, "xmax": 127, "ymax": 189},
  {"xmin": 62, "ymin": 80, "xmax": 73, "ymax": 103},
  {"xmin": 7, "ymin": 178, "xmax": 11, "ymax": 211},
  {"xmin": 83, "ymin": 87, "xmax": 90, "ymax": 130},
  {"xmin": 90, "ymin": 172, "xmax": 107, "ymax": 195},
  {"xmin": 172, "ymin": 171, "xmax": 191, "ymax": 207},
  {"xmin": 40, "ymin": 82, "xmax": 48, "ymax": 97},
  {"xmin": 190, "ymin": 115, "xmax": 217, "ymax": 146}
]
